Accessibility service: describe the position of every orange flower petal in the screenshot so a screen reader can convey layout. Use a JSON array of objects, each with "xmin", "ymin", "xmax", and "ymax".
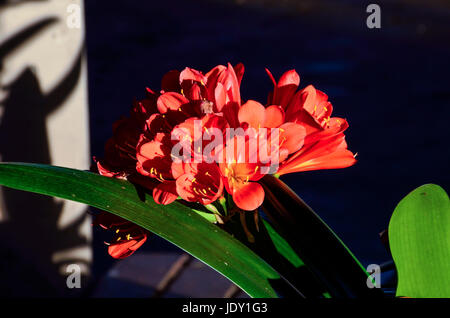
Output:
[
  {"xmin": 153, "ymin": 181, "xmax": 178, "ymax": 205},
  {"xmin": 279, "ymin": 122, "xmax": 306, "ymax": 154},
  {"xmin": 157, "ymin": 92, "xmax": 189, "ymax": 113},
  {"xmin": 264, "ymin": 105, "xmax": 285, "ymax": 128},
  {"xmin": 238, "ymin": 100, "xmax": 265, "ymax": 128},
  {"xmin": 179, "ymin": 67, "xmax": 207, "ymax": 84},
  {"xmin": 233, "ymin": 182, "xmax": 265, "ymax": 211},
  {"xmin": 279, "ymin": 149, "xmax": 356, "ymax": 175}
]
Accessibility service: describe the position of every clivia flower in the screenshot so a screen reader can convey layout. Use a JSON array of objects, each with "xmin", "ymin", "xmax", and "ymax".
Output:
[
  {"xmin": 175, "ymin": 162, "xmax": 224, "ymax": 205},
  {"xmin": 263, "ymin": 69, "xmax": 356, "ymax": 176},
  {"xmin": 93, "ymin": 212, "xmax": 148, "ymax": 259},
  {"xmin": 95, "ymin": 90, "xmax": 159, "ymax": 179},
  {"xmin": 94, "ymin": 63, "xmax": 357, "ymax": 257},
  {"xmin": 217, "ymin": 136, "xmax": 266, "ymax": 211},
  {"xmin": 134, "ymin": 64, "xmax": 243, "ymax": 206}
]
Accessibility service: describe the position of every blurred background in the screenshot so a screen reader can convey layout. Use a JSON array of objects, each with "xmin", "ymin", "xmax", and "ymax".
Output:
[{"xmin": 0, "ymin": 0, "xmax": 449, "ymax": 297}]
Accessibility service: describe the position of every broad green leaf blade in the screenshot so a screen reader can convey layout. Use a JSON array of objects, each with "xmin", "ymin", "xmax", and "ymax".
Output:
[
  {"xmin": 260, "ymin": 175, "xmax": 384, "ymax": 298},
  {"xmin": 0, "ymin": 163, "xmax": 281, "ymax": 298},
  {"xmin": 388, "ymin": 184, "xmax": 450, "ymax": 298}
]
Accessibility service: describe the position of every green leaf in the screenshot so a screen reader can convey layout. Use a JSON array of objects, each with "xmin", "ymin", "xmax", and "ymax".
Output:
[
  {"xmin": 191, "ymin": 208, "xmax": 217, "ymax": 223},
  {"xmin": 0, "ymin": 162, "xmax": 282, "ymax": 298},
  {"xmin": 261, "ymin": 219, "xmax": 331, "ymax": 298},
  {"xmin": 262, "ymin": 219, "xmax": 304, "ymax": 268},
  {"xmin": 388, "ymin": 184, "xmax": 450, "ymax": 298},
  {"xmin": 260, "ymin": 175, "xmax": 384, "ymax": 298},
  {"xmin": 223, "ymin": 210, "xmax": 322, "ymax": 297}
]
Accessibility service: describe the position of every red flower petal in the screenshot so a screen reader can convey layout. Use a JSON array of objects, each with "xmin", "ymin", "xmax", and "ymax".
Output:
[
  {"xmin": 183, "ymin": 82, "xmax": 202, "ymax": 100},
  {"xmin": 205, "ymin": 65, "xmax": 227, "ymax": 101},
  {"xmin": 233, "ymin": 182, "xmax": 265, "ymax": 211},
  {"xmin": 96, "ymin": 160, "xmax": 118, "ymax": 178},
  {"xmin": 234, "ymin": 63, "xmax": 245, "ymax": 86},
  {"xmin": 108, "ymin": 240, "xmax": 138, "ymax": 259},
  {"xmin": 108, "ymin": 235, "xmax": 147, "ymax": 259},
  {"xmin": 175, "ymin": 163, "xmax": 223, "ymax": 205},
  {"xmin": 214, "ymin": 82, "xmax": 227, "ymax": 111},
  {"xmin": 225, "ymin": 63, "xmax": 241, "ymax": 105},
  {"xmin": 277, "ymin": 69, "xmax": 300, "ymax": 87},
  {"xmin": 264, "ymin": 105, "xmax": 285, "ymax": 128},
  {"xmin": 128, "ymin": 235, "xmax": 147, "ymax": 251},
  {"xmin": 221, "ymin": 101, "xmax": 240, "ymax": 128},
  {"xmin": 153, "ymin": 181, "xmax": 178, "ymax": 205},
  {"xmin": 279, "ymin": 122, "xmax": 306, "ymax": 154},
  {"xmin": 278, "ymin": 133, "xmax": 356, "ymax": 175},
  {"xmin": 137, "ymin": 136, "xmax": 167, "ymax": 161},
  {"xmin": 300, "ymin": 85, "xmax": 326, "ymax": 113},
  {"xmin": 265, "ymin": 68, "xmax": 277, "ymax": 86},
  {"xmin": 279, "ymin": 149, "xmax": 356, "ymax": 175},
  {"xmin": 238, "ymin": 100, "xmax": 265, "ymax": 128},
  {"xmin": 171, "ymin": 162, "xmax": 192, "ymax": 179},
  {"xmin": 292, "ymin": 85, "xmax": 333, "ymax": 128},
  {"xmin": 157, "ymin": 92, "xmax": 189, "ymax": 113},
  {"xmin": 180, "ymin": 67, "xmax": 207, "ymax": 84},
  {"xmin": 269, "ymin": 69, "xmax": 300, "ymax": 109}
]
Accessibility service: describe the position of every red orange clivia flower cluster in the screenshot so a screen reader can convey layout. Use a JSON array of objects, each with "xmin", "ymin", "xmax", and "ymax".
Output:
[{"xmin": 94, "ymin": 63, "xmax": 356, "ymax": 258}]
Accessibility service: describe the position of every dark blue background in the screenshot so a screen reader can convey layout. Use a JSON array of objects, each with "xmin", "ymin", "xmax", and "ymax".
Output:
[{"xmin": 85, "ymin": 0, "xmax": 450, "ymax": 278}]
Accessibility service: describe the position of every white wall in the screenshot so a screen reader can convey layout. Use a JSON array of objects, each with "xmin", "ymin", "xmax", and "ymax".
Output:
[{"xmin": 0, "ymin": 0, "xmax": 92, "ymax": 296}]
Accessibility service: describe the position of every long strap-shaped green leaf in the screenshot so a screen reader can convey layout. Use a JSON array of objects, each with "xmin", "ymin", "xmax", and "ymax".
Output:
[
  {"xmin": 0, "ymin": 163, "xmax": 281, "ymax": 298},
  {"xmin": 261, "ymin": 175, "xmax": 384, "ymax": 298}
]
